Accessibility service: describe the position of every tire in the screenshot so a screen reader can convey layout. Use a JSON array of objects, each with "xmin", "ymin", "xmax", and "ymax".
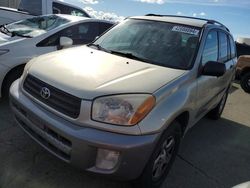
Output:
[
  {"xmin": 134, "ymin": 121, "xmax": 182, "ymax": 188},
  {"xmin": 208, "ymin": 90, "xmax": 228, "ymax": 120},
  {"xmin": 2, "ymin": 67, "xmax": 24, "ymax": 99},
  {"xmin": 240, "ymin": 72, "xmax": 250, "ymax": 93}
]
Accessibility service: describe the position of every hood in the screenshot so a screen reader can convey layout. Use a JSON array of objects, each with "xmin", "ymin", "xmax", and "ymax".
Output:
[
  {"xmin": 28, "ymin": 46, "xmax": 187, "ymax": 99},
  {"xmin": 0, "ymin": 32, "xmax": 24, "ymax": 45},
  {"xmin": 0, "ymin": 32, "xmax": 10, "ymax": 44}
]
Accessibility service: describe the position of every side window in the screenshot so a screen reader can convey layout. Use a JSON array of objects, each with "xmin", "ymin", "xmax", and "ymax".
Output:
[
  {"xmin": 66, "ymin": 22, "xmax": 99, "ymax": 44},
  {"xmin": 36, "ymin": 26, "xmax": 77, "ymax": 47},
  {"xmin": 229, "ymin": 36, "xmax": 236, "ymax": 58},
  {"xmin": 202, "ymin": 30, "xmax": 218, "ymax": 64},
  {"xmin": 19, "ymin": 0, "xmax": 42, "ymax": 15},
  {"xmin": 53, "ymin": 2, "xmax": 89, "ymax": 17},
  {"xmin": 70, "ymin": 9, "xmax": 89, "ymax": 17},
  {"xmin": 53, "ymin": 2, "xmax": 63, "ymax": 14},
  {"xmin": 37, "ymin": 22, "xmax": 100, "ymax": 47},
  {"xmin": 99, "ymin": 23, "xmax": 113, "ymax": 35},
  {"xmin": 219, "ymin": 32, "xmax": 229, "ymax": 62},
  {"xmin": 37, "ymin": 33, "xmax": 60, "ymax": 47}
]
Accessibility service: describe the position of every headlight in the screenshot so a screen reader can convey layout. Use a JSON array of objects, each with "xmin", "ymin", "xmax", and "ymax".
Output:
[
  {"xmin": 92, "ymin": 94, "xmax": 155, "ymax": 126},
  {"xmin": 0, "ymin": 49, "xmax": 9, "ymax": 56}
]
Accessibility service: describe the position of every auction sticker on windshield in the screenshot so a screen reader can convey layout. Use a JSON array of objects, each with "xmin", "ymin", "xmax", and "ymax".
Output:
[{"xmin": 172, "ymin": 26, "xmax": 199, "ymax": 36}]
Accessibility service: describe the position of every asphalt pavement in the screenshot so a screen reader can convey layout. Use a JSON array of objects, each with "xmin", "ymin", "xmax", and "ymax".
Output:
[{"xmin": 0, "ymin": 83, "xmax": 250, "ymax": 188}]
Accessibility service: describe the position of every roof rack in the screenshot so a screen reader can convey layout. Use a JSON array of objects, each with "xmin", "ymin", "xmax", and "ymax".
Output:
[{"xmin": 145, "ymin": 14, "xmax": 230, "ymax": 32}]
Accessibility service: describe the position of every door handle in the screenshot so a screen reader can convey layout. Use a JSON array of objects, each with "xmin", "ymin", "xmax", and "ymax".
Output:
[{"xmin": 230, "ymin": 65, "xmax": 233, "ymax": 69}]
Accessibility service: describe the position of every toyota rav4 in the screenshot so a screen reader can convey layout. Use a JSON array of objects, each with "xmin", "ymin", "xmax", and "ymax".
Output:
[{"xmin": 10, "ymin": 15, "xmax": 237, "ymax": 188}]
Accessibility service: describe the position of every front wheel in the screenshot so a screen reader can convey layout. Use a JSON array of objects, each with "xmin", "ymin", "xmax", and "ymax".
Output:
[
  {"xmin": 134, "ymin": 121, "xmax": 182, "ymax": 188},
  {"xmin": 240, "ymin": 72, "xmax": 250, "ymax": 93},
  {"xmin": 2, "ymin": 67, "xmax": 24, "ymax": 99}
]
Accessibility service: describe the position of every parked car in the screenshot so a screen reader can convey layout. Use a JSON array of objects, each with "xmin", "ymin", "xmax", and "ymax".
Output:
[
  {"xmin": 0, "ymin": 14, "xmax": 113, "ymax": 98},
  {"xmin": 236, "ymin": 55, "xmax": 250, "ymax": 93},
  {"xmin": 233, "ymin": 181, "xmax": 250, "ymax": 188},
  {"xmin": 9, "ymin": 15, "xmax": 236, "ymax": 188},
  {"xmin": 236, "ymin": 37, "xmax": 250, "ymax": 57},
  {"xmin": 0, "ymin": 0, "xmax": 90, "ymax": 25}
]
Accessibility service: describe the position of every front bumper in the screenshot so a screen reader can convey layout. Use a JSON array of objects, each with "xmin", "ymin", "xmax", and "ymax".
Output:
[{"xmin": 9, "ymin": 79, "xmax": 160, "ymax": 180}]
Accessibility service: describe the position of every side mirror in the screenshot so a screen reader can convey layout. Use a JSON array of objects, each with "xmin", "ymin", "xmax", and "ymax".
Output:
[
  {"xmin": 59, "ymin": 37, "xmax": 73, "ymax": 48},
  {"xmin": 202, "ymin": 61, "xmax": 226, "ymax": 77}
]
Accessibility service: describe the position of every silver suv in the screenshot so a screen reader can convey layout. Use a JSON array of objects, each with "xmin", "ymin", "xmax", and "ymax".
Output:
[{"xmin": 10, "ymin": 15, "xmax": 236, "ymax": 188}]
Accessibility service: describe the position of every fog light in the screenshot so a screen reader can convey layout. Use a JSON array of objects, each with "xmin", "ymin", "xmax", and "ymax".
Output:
[{"xmin": 95, "ymin": 149, "xmax": 120, "ymax": 170}]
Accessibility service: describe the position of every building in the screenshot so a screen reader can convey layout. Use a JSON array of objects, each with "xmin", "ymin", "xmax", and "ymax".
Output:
[{"xmin": 0, "ymin": 0, "xmax": 20, "ymax": 8}]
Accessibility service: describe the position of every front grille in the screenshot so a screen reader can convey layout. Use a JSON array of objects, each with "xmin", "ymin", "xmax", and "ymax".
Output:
[
  {"xmin": 23, "ymin": 74, "xmax": 81, "ymax": 118},
  {"xmin": 16, "ymin": 115, "xmax": 71, "ymax": 161},
  {"xmin": 12, "ymin": 100, "xmax": 72, "ymax": 161}
]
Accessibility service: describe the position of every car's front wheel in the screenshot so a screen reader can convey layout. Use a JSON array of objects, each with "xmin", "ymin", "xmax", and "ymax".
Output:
[
  {"xmin": 240, "ymin": 72, "xmax": 250, "ymax": 93},
  {"xmin": 2, "ymin": 66, "xmax": 24, "ymax": 99},
  {"xmin": 135, "ymin": 121, "xmax": 182, "ymax": 188}
]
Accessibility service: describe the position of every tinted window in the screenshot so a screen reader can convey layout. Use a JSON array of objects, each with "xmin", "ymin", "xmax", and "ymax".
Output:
[
  {"xmin": 219, "ymin": 32, "xmax": 229, "ymax": 62},
  {"xmin": 99, "ymin": 23, "xmax": 113, "ymax": 35},
  {"xmin": 18, "ymin": 0, "xmax": 42, "ymax": 15},
  {"xmin": 37, "ymin": 33, "xmax": 59, "ymax": 47},
  {"xmin": 53, "ymin": 2, "xmax": 89, "ymax": 17},
  {"xmin": 202, "ymin": 30, "xmax": 218, "ymax": 64},
  {"xmin": 37, "ymin": 22, "xmax": 102, "ymax": 46},
  {"xmin": 229, "ymin": 36, "xmax": 236, "ymax": 58},
  {"xmin": 62, "ymin": 22, "xmax": 99, "ymax": 44}
]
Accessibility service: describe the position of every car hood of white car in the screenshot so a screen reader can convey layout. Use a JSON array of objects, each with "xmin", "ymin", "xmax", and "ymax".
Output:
[
  {"xmin": 27, "ymin": 45, "xmax": 187, "ymax": 99},
  {"xmin": 0, "ymin": 32, "xmax": 23, "ymax": 45}
]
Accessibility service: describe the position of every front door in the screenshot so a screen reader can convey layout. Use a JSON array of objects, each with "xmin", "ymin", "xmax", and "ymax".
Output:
[{"xmin": 196, "ymin": 30, "xmax": 222, "ymax": 118}]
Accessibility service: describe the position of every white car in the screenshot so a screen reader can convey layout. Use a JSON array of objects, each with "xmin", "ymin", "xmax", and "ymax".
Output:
[{"xmin": 0, "ymin": 14, "xmax": 113, "ymax": 98}]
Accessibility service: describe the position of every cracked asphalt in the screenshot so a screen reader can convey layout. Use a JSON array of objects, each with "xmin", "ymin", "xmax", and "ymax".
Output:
[{"xmin": 0, "ymin": 83, "xmax": 250, "ymax": 188}]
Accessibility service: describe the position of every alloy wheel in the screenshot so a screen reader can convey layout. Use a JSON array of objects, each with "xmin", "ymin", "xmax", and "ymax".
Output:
[{"xmin": 152, "ymin": 136, "xmax": 175, "ymax": 180}]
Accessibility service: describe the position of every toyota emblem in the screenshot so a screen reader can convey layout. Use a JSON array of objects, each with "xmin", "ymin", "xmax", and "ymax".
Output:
[{"xmin": 40, "ymin": 87, "xmax": 50, "ymax": 99}]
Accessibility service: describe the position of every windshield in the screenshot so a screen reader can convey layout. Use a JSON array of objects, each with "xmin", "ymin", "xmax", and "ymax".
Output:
[
  {"xmin": 3, "ymin": 15, "xmax": 70, "ymax": 38},
  {"xmin": 94, "ymin": 19, "xmax": 201, "ymax": 70}
]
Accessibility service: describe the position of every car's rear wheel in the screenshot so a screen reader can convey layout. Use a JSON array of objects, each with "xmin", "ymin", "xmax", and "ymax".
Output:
[
  {"xmin": 208, "ymin": 90, "xmax": 228, "ymax": 120},
  {"xmin": 240, "ymin": 72, "xmax": 250, "ymax": 93},
  {"xmin": 134, "ymin": 121, "xmax": 181, "ymax": 188}
]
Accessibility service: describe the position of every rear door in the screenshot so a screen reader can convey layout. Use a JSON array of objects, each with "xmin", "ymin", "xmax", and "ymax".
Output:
[
  {"xmin": 218, "ymin": 31, "xmax": 235, "ymax": 89},
  {"xmin": 196, "ymin": 29, "xmax": 234, "ymax": 118},
  {"xmin": 196, "ymin": 30, "xmax": 220, "ymax": 118}
]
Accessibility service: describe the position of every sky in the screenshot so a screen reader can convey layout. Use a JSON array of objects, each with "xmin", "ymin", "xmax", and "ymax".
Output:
[{"xmin": 62, "ymin": 0, "xmax": 250, "ymax": 39}]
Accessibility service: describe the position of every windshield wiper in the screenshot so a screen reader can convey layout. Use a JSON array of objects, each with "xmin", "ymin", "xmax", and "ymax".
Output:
[
  {"xmin": 0, "ymin": 25, "xmax": 31, "ymax": 38},
  {"xmin": 110, "ymin": 50, "xmax": 150, "ymax": 63},
  {"xmin": 0, "ymin": 25, "xmax": 12, "ymax": 36},
  {"xmin": 11, "ymin": 31, "xmax": 32, "ymax": 38},
  {"xmin": 87, "ymin": 43, "xmax": 110, "ymax": 52}
]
